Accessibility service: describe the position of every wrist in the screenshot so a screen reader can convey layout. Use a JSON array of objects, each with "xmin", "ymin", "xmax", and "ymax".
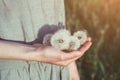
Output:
[
  {"xmin": 24, "ymin": 44, "xmax": 43, "ymax": 62},
  {"xmin": 21, "ymin": 45, "xmax": 37, "ymax": 61}
]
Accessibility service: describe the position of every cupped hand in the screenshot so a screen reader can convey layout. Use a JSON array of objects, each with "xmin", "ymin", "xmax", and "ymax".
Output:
[{"xmin": 28, "ymin": 37, "xmax": 92, "ymax": 66}]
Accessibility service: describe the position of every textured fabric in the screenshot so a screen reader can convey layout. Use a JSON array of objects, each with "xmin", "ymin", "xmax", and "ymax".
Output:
[
  {"xmin": 0, "ymin": 0, "xmax": 69, "ymax": 80},
  {"xmin": 0, "ymin": 0, "xmax": 65, "ymax": 42},
  {"xmin": 0, "ymin": 60, "xmax": 69, "ymax": 80}
]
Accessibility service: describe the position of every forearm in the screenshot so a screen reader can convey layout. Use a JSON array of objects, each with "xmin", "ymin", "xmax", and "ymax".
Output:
[
  {"xmin": 69, "ymin": 61, "xmax": 80, "ymax": 80},
  {"xmin": 0, "ymin": 37, "xmax": 92, "ymax": 66},
  {"xmin": 0, "ymin": 40, "xmax": 35, "ymax": 61},
  {"xmin": 69, "ymin": 61, "xmax": 79, "ymax": 73}
]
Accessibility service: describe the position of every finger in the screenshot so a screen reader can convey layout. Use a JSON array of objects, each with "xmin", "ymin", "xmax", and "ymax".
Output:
[
  {"xmin": 58, "ymin": 51, "xmax": 81, "ymax": 61},
  {"xmin": 55, "ymin": 55, "xmax": 80, "ymax": 66},
  {"xmin": 56, "ymin": 45, "xmax": 93, "ymax": 66},
  {"xmin": 87, "ymin": 37, "xmax": 91, "ymax": 41},
  {"xmin": 78, "ymin": 41, "xmax": 92, "ymax": 54},
  {"xmin": 56, "ymin": 40, "xmax": 92, "ymax": 66},
  {"xmin": 58, "ymin": 41, "xmax": 92, "ymax": 61}
]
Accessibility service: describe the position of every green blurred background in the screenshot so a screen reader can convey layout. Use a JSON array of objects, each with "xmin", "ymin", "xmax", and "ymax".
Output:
[{"xmin": 64, "ymin": 0, "xmax": 120, "ymax": 80}]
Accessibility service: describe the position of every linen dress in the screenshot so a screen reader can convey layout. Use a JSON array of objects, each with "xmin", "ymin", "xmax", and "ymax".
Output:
[{"xmin": 0, "ymin": 0, "xmax": 69, "ymax": 80}]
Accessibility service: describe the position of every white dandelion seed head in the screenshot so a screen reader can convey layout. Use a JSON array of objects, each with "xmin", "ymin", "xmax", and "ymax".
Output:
[
  {"xmin": 51, "ymin": 29, "xmax": 71, "ymax": 50},
  {"xmin": 56, "ymin": 29, "xmax": 71, "ymax": 36},
  {"xmin": 73, "ymin": 30, "xmax": 87, "ymax": 45},
  {"xmin": 68, "ymin": 36, "xmax": 81, "ymax": 51},
  {"xmin": 43, "ymin": 34, "xmax": 53, "ymax": 45}
]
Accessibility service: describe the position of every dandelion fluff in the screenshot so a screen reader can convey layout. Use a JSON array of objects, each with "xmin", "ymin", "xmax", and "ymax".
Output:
[
  {"xmin": 68, "ymin": 36, "xmax": 81, "ymax": 51},
  {"xmin": 56, "ymin": 29, "xmax": 71, "ymax": 36},
  {"xmin": 73, "ymin": 30, "xmax": 87, "ymax": 45},
  {"xmin": 51, "ymin": 29, "xmax": 70, "ymax": 50},
  {"xmin": 43, "ymin": 34, "xmax": 53, "ymax": 45}
]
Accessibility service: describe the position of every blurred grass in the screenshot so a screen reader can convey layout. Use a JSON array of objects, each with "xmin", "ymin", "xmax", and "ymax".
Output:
[{"xmin": 64, "ymin": 0, "xmax": 120, "ymax": 80}]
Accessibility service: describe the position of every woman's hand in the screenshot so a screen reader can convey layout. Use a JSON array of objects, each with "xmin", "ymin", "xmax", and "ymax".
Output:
[
  {"xmin": 28, "ymin": 37, "xmax": 92, "ymax": 66},
  {"xmin": 68, "ymin": 61, "xmax": 80, "ymax": 80},
  {"xmin": 0, "ymin": 37, "xmax": 92, "ymax": 66}
]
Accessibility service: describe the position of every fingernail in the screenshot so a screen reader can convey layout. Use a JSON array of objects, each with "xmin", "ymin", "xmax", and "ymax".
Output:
[
  {"xmin": 88, "ymin": 42, "xmax": 92, "ymax": 47},
  {"xmin": 87, "ymin": 37, "xmax": 91, "ymax": 41}
]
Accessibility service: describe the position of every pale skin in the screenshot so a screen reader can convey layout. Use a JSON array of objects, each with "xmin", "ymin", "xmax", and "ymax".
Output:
[
  {"xmin": 0, "ymin": 37, "xmax": 92, "ymax": 80},
  {"xmin": 68, "ymin": 61, "xmax": 80, "ymax": 80},
  {"xmin": 68, "ymin": 38, "xmax": 92, "ymax": 80}
]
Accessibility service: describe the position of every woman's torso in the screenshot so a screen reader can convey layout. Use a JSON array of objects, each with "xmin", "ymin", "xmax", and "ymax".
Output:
[
  {"xmin": 0, "ymin": 0, "xmax": 65, "ymax": 42},
  {"xmin": 0, "ymin": 1, "xmax": 69, "ymax": 80}
]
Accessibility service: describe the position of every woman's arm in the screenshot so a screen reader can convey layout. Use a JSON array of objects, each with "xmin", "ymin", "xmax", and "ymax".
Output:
[
  {"xmin": 0, "ymin": 40, "xmax": 34, "ymax": 60},
  {"xmin": 69, "ymin": 61, "xmax": 80, "ymax": 80},
  {"xmin": 0, "ymin": 38, "xmax": 92, "ymax": 66}
]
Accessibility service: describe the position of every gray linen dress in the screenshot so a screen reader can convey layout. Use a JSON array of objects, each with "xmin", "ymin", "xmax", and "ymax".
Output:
[{"xmin": 0, "ymin": 0, "xmax": 69, "ymax": 80}]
